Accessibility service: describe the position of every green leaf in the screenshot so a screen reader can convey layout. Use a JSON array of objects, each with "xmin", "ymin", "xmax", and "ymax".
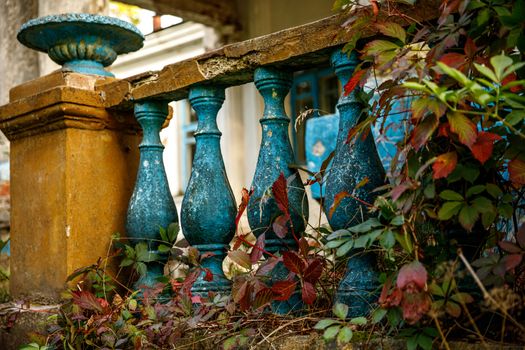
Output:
[
  {"xmin": 348, "ymin": 218, "xmax": 382, "ymax": 233},
  {"xmin": 490, "ymin": 54, "xmax": 513, "ymax": 81},
  {"xmin": 395, "ymin": 232, "xmax": 413, "ymax": 253},
  {"xmin": 136, "ymin": 262, "xmax": 147, "ymax": 276},
  {"xmin": 498, "ymin": 203, "xmax": 514, "ymax": 219},
  {"xmin": 424, "ymin": 183, "xmax": 435, "ymax": 199},
  {"xmin": 120, "ymin": 258, "xmax": 134, "ymax": 267},
  {"xmin": 451, "ymin": 292, "xmax": 474, "ymax": 304},
  {"xmin": 486, "ymin": 183, "xmax": 502, "ymax": 198},
  {"xmin": 326, "ymin": 229, "xmax": 352, "ymax": 240},
  {"xmin": 438, "ymin": 201, "xmax": 463, "ymax": 220},
  {"xmin": 429, "ymin": 283, "xmax": 444, "ymax": 297},
  {"xmin": 158, "ymin": 244, "xmax": 171, "ymax": 253},
  {"xmin": 363, "ymin": 40, "xmax": 400, "ymax": 56},
  {"xmin": 353, "ymin": 229, "xmax": 382, "ymax": 249},
  {"xmin": 439, "ymin": 190, "xmax": 463, "ymax": 201},
  {"xmin": 481, "ymin": 210, "xmax": 497, "ymax": 228},
  {"xmin": 459, "ymin": 205, "xmax": 479, "ymax": 231},
  {"xmin": 391, "ymin": 215, "xmax": 404, "ymax": 226},
  {"xmin": 159, "ymin": 226, "xmax": 168, "ymax": 243},
  {"xmin": 371, "ymin": 308, "xmax": 387, "ymax": 324},
  {"xmin": 505, "ymin": 110, "xmax": 525, "ymax": 126},
  {"xmin": 380, "ymin": 229, "xmax": 396, "ymax": 249},
  {"xmin": 403, "ymin": 82, "xmax": 428, "ymax": 91},
  {"xmin": 325, "ymin": 239, "xmax": 346, "ymax": 249},
  {"xmin": 474, "ymin": 63, "xmax": 498, "ymax": 82},
  {"xmin": 471, "ymin": 196, "xmax": 494, "ymax": 213},
  {"xmin": 314, "ymin": 319, "xmax": 340, "ymax": 330},
  {"xmin": 323, "ymin": 325, "xmax": 341, "ymax": 340},
  {"xmin": 333, "ymin": 302, "xmax": 349, "ymax": 320},
  {"xmin": 418, "ymin": 334, "xmax": 434, "ymax": 350},
  {"xmin": 350, "ymin": 316, "xmax": 367, "ymax": 325},
  {"xmin": 376, "ymin": 22, "xmax": 406, "ymax": 43},
  {"xmin": 337, "ymin": 326, "xmax": 353, "ymax": 344},
  {"xmin": 336, "ymin": 240, "xmax": 354, "ymax": 257},
  {"xmin": 436, "ymin": 62, "xmax": 471, "ymax": 86},
  {"xmin": 466, "ymin": 185, "xmax": 485, "ymax": 198}
]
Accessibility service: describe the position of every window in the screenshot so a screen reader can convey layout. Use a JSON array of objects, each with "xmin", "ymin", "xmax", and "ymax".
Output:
[
  {"xmin": 290, "ymin": 68, "xmax": 340, "ymax": 164},
  {"xmin": 180, "ymin": 101, "xmax": 198, "ymax": 190}
]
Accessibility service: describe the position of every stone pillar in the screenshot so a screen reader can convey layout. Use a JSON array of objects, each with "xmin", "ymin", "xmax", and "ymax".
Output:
[{"xmin": 0, "ymin": 71, "xmax": 140, "ymax": 301}]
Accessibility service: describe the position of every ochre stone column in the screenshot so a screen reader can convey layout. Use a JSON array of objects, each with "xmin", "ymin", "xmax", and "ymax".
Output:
[{"xmin": 0, "ymin": 71, "xmax": 140, "ymax": 301}]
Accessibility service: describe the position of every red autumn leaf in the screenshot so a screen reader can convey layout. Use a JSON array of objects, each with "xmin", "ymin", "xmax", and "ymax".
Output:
[
  {"xmin": 464, "ymin": 37, "xmax": 477, "ymax": 57},
  {"xmin": 329, "ymin": 191, "xmax": 350, "ymax": 219},
  {"xmin": 302, "ymin": 281, "xmax": 317, "ymax": 305},
  {"xmin": 509, "ymin": 158, "xmax": 525, "ymax": 186},
  {"xmin": 253, "ymin": 288, "xmax": 274, "ymax": 309},
  {"xmin": 303, "ymin": 258, "xmax": 324, "ymax": 283},
  {"xmin": 438, "ymin": 122, "xmax": 451, "ymax": 137},
  {"xmin": 256, "ymin": 256, "xmax": 281, "ymax": 276},
  {"xmin": 378, "ymin": 277, "xmax": 402, "ymax": 308},
  {"xmin": 439, "ymin": 52, "xmax": 467, "ymax": 71},
  {"xmin": 232, "ymin": 233, "xmax": 249, "ymax": 250},
  {"xmin": 517, "ymin": 224, "xmax": 525, "ymax": 248},
  {"xmin": 410, "ymin": 114, "xmax": 439, "ymax": 150},
  {"xmin": 203, "ymin": 268, "xmax": 213, "ymax": 282},
  {"xmin": 397, "ymin": 261, "xmax": 427, "ymax": 291},
  {"xmin": 250, "ymin": 233, "xmax": 266, "ymax": 264},
  {"xmin": 391, "ymin": 183, "xmax": 411, "ymax": 202},
  {"xmin": 271, "ymin": 280, "xmax": 297, "ymax": 301},
  {"xmin": 235, "ymin": 188, "xmax": 253, "ymax": 228},
  {"xmin": 232, "ymin": 279, "xmax": 249, "ymax": 303},
  {"xmin": 272, "ymin": 214, "xmax": 289, "ymax": 238},
  {"xmin": 344, "ymin": 69, "xmax": 367, "ymax": 96},
  {"xmin": 401, "ymin": 290, "xmax": 431, "ymax": 324},
  {"xmin": 498, "ymin": 241, "xmax": 522, "ymax": 254},
  {"xmin": 72, "ymin": 291, "xmax": 104, "ymax": 313},
  {"xmin": 469, "ymin": 131, "xmax": 501, "ymax": 164},
  {"xmin": 502, "ymin": 72, "xmax": 523, "ymax": 93},
  {"xmin": 283, "ymin": 251, "xmax": 306, "ymax": 275},
  {"xmin": 191, "ymin": 295, "xmax": 203, "ymax": 304},
  {"xmin": 432, "ymin": 151, "xmax": 458, "ymax": 179},
  {"xmin": 272, "ymin": 173, "xmax": 289, "ymax": 214},
  {"xmin": 502, "ymin": 254, "xmax": 523, "ymax": 273},
  {"xmin": 371, "ymin": 0, "xmax": 379, "ymax": 16},
  {"xmin": 447, "ymin": 112, "xmax": 477, "ymax": 147},
  {"xmin": 298, "ymin": 237, "xmax": 310, "ymax": 258}
]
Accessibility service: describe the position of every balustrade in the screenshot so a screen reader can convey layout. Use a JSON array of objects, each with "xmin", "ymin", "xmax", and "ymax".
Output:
[{"xmin": 4, "ymin": 8, "xmax": 436, "ymax": 317}]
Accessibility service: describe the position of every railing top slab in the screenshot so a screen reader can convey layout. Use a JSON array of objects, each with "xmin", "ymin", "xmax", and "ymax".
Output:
[{"xmin": 98, "ymin": 0, "xmax": 440, "ymax": 108}]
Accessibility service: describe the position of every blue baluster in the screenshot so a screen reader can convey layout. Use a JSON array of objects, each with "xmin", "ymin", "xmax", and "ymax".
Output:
[
  {"xmin": 126, "ymin": 100, "xmax": 178, "ymax": 289},
  {"xmin": 248, "ymin": 67, "xmax": 308, "ymax": 314},
  {"xmin": 323, "ymin": 50, "xmax": 386, "ymax": 317},
  {"xmin": 248, "ymin": 67, "xmax": 309, "ymax": 253},
  {"xmin": 181, "ymin": 86, "xmax": 237, "ymax": 295}
]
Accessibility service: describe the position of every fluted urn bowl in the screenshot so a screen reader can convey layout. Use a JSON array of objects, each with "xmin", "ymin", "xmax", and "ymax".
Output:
[{"xmin": 17, "ymin": 13, "xmax": 144, "ymax": 77}]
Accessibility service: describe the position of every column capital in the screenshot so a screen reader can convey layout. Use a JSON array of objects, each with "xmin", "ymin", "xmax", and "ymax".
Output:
[{"xmin": 0, "ymin": 71, "xmax": 139, "ymax": 141}]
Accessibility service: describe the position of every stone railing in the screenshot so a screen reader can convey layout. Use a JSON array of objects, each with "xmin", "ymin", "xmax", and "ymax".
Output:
[{"xmin": 0, "ymin": 4, "xmax": 438, "ymax": 315}]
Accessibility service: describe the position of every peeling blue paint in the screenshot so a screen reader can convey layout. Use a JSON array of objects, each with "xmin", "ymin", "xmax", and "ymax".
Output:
[
  {"xmin": 126, "ymin": 100, "xmax": 178, "ymax": 289},
  {"xmin": 181, "ymin": 85, "xmax": 237, "ymax": 295},
  {"xmin": 248, "ymin": 67, "xmax": 309, "ymax": 314},
  {"xmin": 323, "ymin": 49, "xmax": 385, "ymax": 317},
  {"xmin": 248, "ymin": 67, "xmax": 309, "ymax": 253},
  {"xmin": 17, "ymin": 13, "xmax": 144, "ymax": 76}
]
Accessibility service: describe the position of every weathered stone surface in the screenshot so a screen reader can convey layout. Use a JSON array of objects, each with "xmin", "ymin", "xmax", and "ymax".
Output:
[
  {"xmin": 98, "ymin": 0, "xmax": 441, "ymax": 108},
  {"xmin": 0, "ymin": 73, "xmax": 141, "ymax": 302}
]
